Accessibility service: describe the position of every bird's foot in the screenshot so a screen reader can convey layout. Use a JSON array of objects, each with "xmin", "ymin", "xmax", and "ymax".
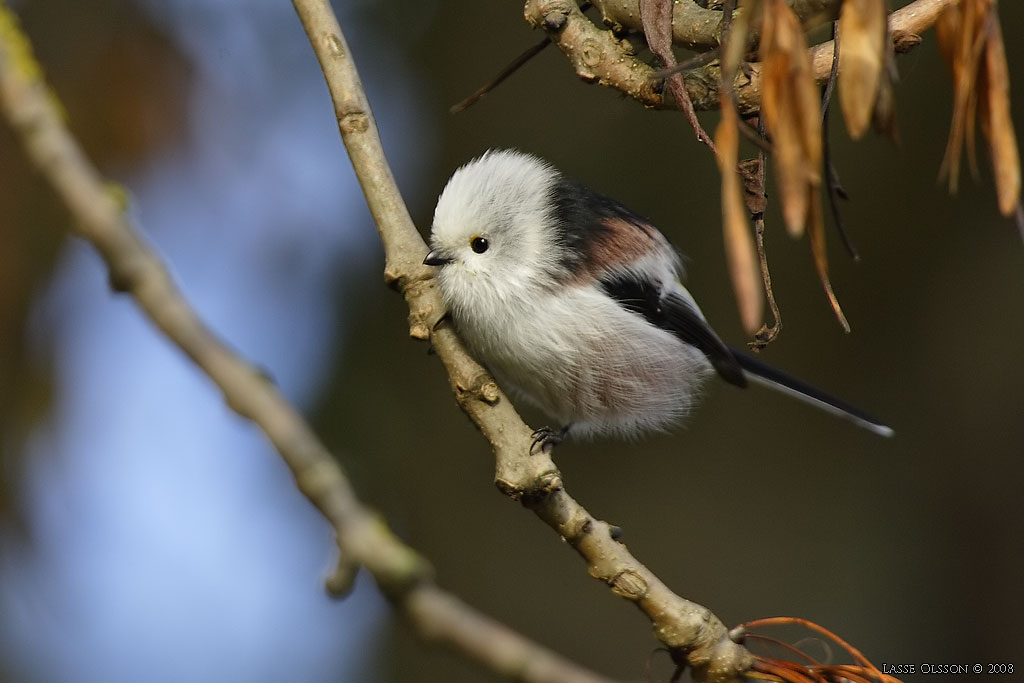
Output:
[{"xmin": 530, "ymin": 425, "xmax": 569, "ymax": 454}]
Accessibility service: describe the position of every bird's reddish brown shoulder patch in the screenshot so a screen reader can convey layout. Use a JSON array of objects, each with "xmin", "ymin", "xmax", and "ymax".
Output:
[{"xmin": 577, "ymin": 217, "xmax": 661, "ymax": 281}]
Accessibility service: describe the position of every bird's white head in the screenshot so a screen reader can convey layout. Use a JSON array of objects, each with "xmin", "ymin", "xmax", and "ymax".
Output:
[{"xmin": 425, "ymin": 150, "xmax": 565, "ymax": 311}]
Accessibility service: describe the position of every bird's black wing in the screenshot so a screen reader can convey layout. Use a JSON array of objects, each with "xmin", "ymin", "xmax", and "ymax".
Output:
[
  {"xmin": 548, "ymin": 176, "xmax": 892, "ymax": 436},
  {"xmin": 599, "ymin": 274, "xmax": 748, "ymax": 388},
  {"xmin": 548, "ymin": 175, "xmax": 745, "ymax": 388}
]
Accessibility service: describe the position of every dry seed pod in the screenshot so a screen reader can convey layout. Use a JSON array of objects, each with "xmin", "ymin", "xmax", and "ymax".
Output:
[
  {"xmin": 979, "ymin": 17, "xmax": 1020, "ymax": 216},
  {"xmin": 935, "ymin": 0, "xmax": 1019, "ymax": 216},
  {"xmin": 838, "ymin": 0, "xmax": 887, "ymax": 139},
  {"xmin": 716, "ymin": 103, "xmax": 764, "ymax": 334},
  {"xmin": 807, "ymin": 184, "xmax": 850, "ymax": 331},
  {"xmin": 760, "ymin": 0, "xmax": 822, "ymax": 236}
]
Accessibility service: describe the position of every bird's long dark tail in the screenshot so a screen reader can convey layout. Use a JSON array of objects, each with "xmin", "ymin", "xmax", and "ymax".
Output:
[{"xmin": 728, "ymin": 347, "xmax": 894, "ymax": 437}]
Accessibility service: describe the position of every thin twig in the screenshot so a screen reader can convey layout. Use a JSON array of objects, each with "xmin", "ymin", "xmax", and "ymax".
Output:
[
  {"xmin": 0, "ymin": 5, "xmax": 616, "ymax": 683},
  {"xmin": 738, "ymin": 114, "xmax": 774, "ymax": 153},
  {"xmin": 820, "ymin": 21, "xmax": 840, "ymax": 118},
  {"xmin": 823, "ymin": 143, "xmax": 859, "ymax": 260},
  {"xmin": 821, "ymin": 20, "xmax": 860, "ymax": 260},
  {"xmin": 752, "ymin": 216, "xmax": 782, "ymax": 349},
  {"xmin": 747, "ymin": 126, "xmax": 782, "ymax": 350},
  {"xmin": 652, "ymin": 45, "xmax": 722, "ymax": 80},
  {"xmin": 449, "ymin": 0, "xmax": 595, "ymax": 115},
  {"xmin": 450, "ymin": 36, "xmax": 552, "ymax": 114}
]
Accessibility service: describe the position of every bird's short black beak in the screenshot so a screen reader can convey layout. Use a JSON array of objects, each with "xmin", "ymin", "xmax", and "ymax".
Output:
[{"xmin": 423, "ymin": 249, "xmax": 453, "ymax": 267}]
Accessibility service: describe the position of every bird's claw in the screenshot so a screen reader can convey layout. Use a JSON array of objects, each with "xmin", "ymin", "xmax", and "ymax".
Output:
[{"xmin": 530, "ymin": 426, "xmax": 569, "ymax": 454}]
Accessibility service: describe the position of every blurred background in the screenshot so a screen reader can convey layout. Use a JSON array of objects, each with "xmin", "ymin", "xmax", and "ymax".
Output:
[{"xmin": 1, "ymin": 1, "xmax": 1022, "ymax": 681}]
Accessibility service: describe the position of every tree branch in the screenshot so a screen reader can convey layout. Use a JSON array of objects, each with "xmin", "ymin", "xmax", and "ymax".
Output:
[
  {"xmin": 293, "ymin": 1, "xmax": 757, "ymax": 681},
  {"xmin": 0, "ymin": 5, "xmax": 615, "ymax": 683},
  {"xmin": 591, "ymin": 0, "xmax": 841, "ymax": 50},
  {"xmin": 528, "ymin": 0, "xmax": 958, "ymax": 114},
  {"xmin": 525, "ymin": 0, "xmax": 666, "ymax": 108}
]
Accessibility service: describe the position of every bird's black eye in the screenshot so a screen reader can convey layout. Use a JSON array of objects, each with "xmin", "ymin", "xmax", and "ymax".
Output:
[{"xmin": 470, "ymin": 236, "xmax": 489, "ymax": 254}]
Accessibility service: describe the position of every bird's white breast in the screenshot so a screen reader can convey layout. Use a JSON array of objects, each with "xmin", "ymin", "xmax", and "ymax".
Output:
[{"xmin": 441, "ymin": 271, "xmax": 714, "ymax": 439}]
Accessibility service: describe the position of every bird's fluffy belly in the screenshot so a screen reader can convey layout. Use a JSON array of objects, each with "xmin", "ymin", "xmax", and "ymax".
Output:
[{"xmin": 456, "ymin": 289, "xmax": 714, "ymax": 438}]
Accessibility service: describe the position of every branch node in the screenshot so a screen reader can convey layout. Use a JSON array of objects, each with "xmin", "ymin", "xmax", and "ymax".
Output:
[
  {"xmin": 525, "ymin": 472, "xmax": 564, "ymax": 505},
  {"xmin": 892, "ymin": 30, "xmax": 922, "ymax": 54},
  {"xmin": 295, "ymin": 459, "xmax": 346, "ymax": 501},
  {"xmin": 580, "ymin": 38, "xmax": 603, "ymax": 68},
  {"xmin": 375, "ymin": 561, "xmax": 433, "ymax": 601},
  {"xmin": 494, "ymin": 477, "xmax": 523, "ymax": 501},
  {"xmin": 338, "ymin": 110, "xmax": 368, "ymax": 134},
  {"xmin": 610, "ymin": 569, "xmax": 648, "ymax": 600},
  {"xmin": 497, "ymin": 469, "xmax": 563, "ymax": 503},
  {"xmin": 451, "ymin": 371, "xmax": 502, "ymax": 405},
  {"xmin": 478, "ymin": 379, "xmax": 501, "ymax": 405},
  {"xmin": 400, "ymin": 276, "xmax": 445, "ymax": 341},
  {"xmin": 322, "ymin": 33, "xmax": 344, "ymax": 57},
  {"xmin": 690, "ymin": 634, "xmax": 756, "ymax": 683},
  {"xmin": 107, "ymin": 257, "xmax": 146, "ymax": 294},
  {"xmin": 409, "ymin": 323, "xmax": 430, "ymax": 341},
  {"xmin": 544, "ymin": 11, "xmax": 568, "ymax": 31},
  {"xmin": 538, "ymin": 471, "xmax": 563, "ymax": 494},
  {"xmin": 325, "ymin": 549, "xmax": 359, "ymax": 598},
  {"xmin": 383, "ymin": 266, "xmax": 402, "ymax": 288}
]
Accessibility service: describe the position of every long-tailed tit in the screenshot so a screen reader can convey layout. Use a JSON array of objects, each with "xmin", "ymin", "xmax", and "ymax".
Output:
[{"xmin": 424, "ymin": 150, "xmax": 892, "ymax": 446}]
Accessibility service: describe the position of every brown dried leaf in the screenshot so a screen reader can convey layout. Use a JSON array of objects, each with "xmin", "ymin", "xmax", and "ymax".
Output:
[
  {"xmin": 739, "ymin": 157, "xmax": 768, "ymax": 216},
  {"xmin": 934, "ymin": 3, "xmax": 964, "ymax": 189},
  {"xmin": 760, "ymin": 0, "xmax": 822, "ymax": 236},
  {"xmin": 741, "ymin": 617, "xmax": 903, "ymax": 683},
  {"xmin": 716, "ymin": 104, "xmax": 764, "ymax": 334},
  {"xmin": 871, "ymin": 41, "xmax": 898, "ymax": 141},
  {"xmin": 936, "ymin": 0, "xmax": 1019, "ymax": 214},
  {"xmin": 638, "ymin": 0, "xmax": 672, "ymax": 56},
  {"xmin": 979, "ymin": 17, "xmax": 1021, "ymax": 216},
  {"xmin": 934, "ymin": 3, "xmax": 962, "ymax": 71},
  {"xmin": 838, "ymin": 0, "xmax": 887, "ymax": 139},
  {"xmin": 807, "ymin": 190, "xmax": 850, "ymax": 331},
  {"xmin": 936, "ymin": 0, "xmax": 991, "ymax": 193}
]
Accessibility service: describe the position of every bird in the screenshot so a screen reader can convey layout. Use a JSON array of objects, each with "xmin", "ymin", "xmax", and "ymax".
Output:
[{"xmin": 423, "ymin": 149, "xmax": 892, "ymax": 448}]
